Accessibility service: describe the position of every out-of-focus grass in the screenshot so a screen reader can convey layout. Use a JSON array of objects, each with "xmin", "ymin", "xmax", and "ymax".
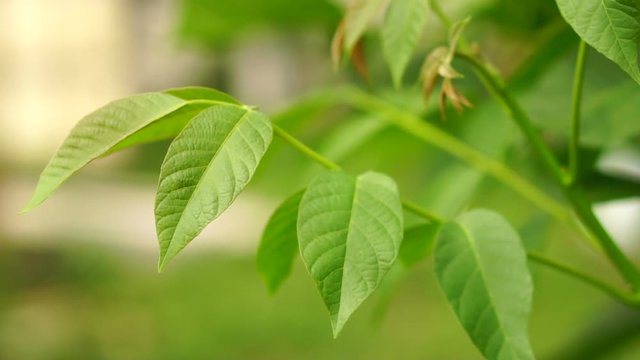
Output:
[{"xmin": 1, "ymin": 239, "xmax": 640, "ymax": 359}]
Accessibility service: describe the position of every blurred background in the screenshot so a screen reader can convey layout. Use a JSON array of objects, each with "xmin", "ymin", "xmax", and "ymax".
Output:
[{"xmin": 1, "ymin": 0, "xmax": 640, "ymax": 358}]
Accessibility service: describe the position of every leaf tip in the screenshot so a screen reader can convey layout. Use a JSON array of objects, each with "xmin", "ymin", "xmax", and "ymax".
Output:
[
  {"xmin": 20, "ymin": 194, "xmax": 43, "ymax": 214},
  {"xmin": 331, "ymin": 322, "xmax": 344, "ymax": 339},
  {"xmin": 157, "ymin": 253, "xmax": 172, "ymax": 273}
]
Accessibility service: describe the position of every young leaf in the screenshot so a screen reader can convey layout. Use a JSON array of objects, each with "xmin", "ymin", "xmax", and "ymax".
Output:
[
  {"xmin": 155, "ymin": 105, "xmax": 273, "ymax": 270},
  {"xmin": 434, "ymin": 209, "xmax": 534, "ymax": 360},
  {"xmin": 257, "ymin": 190, "xmax": 304, "ymax": 294},
  {"xmin": 23, "ymin": 93, "xmax": 187, "ymax": 212},
  {"xmin": 555, "ymin": 0, "xmax": 640, "ymax": 84},
  {"xmin": 382, "ymin": 0, "xmax": 428, "ymax": 87},
  {"xmin": 297, "ymin": 170, "xmax": 404, "ymax": 337},
  {"xmin": 343, "ymin": 0, "xmax": 387, "ymax": 52},
  {"xmin": 398, "ymin": 223, "xmax": 439, "ymax": 267}
]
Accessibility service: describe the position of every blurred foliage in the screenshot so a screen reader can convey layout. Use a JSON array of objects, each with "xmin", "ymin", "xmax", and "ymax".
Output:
[
  {"xmin": 178, "ymin": 0, "xmax": 341, "ymax": 47},
  {"xmin": 1, "ymin": 242, "xmax": 640, "ymax": 360}
]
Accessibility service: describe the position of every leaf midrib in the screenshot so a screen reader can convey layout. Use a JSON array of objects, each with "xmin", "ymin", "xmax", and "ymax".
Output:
[
  {"xmin": 333, "ymin": 174, "xmax": 359, "ymax": 334},
  {"xmin": 160, "ymin": 106, "xmax": 253, "ymax": 265}
]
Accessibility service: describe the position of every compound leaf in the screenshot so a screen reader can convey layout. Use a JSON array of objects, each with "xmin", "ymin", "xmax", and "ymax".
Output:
[
  {"xmin": 434, "ymin": 209, "xmax": 534, "ymax": 360},
  {"xmin": 297, "ymin": 170, "xmax": 403, "ymax": 337},
  {"xmin": 556, "ymin": 0, "xmax": 640, "ymax": 84},
  {"xmin": 257, "ymin": 190, "xmax": 304, "ymax": 294},
  {"xmin": 156, "ymin": 105, "xmax": 272, "ymax": 270},
  {"xmin": 23, "ymin": 93, "xmax": 187, "ymax": 212},
  {"xmin": 24, "ymin": 87, "xmax": 243, "ymax": 212},
  {"xmin": 382, "ymin": 0, "xmax": 428, "ymax": 87}
]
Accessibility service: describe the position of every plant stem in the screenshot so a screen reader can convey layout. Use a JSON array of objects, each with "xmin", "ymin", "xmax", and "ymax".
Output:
[
  {"xmin": 569, "ymin": 40, "xmax": 588, "ymax": 184},
  {"xmin": 457, "ymin": 53, "xmax": 640, "ymax": 290},
  {"xmin": 456, "ymin": 53, "xmax": 568, "ymax": 184},
  {"xmin": 336, "ymin": 87, "xmax": 572, "ymax": 224},
  {"xmin": 402, "ymin": 199, "xmax": 444, "ymax": 223},
  {"xmin": 429, "ymin": 0, "xmax": 452, "ymax": 28},
  {"xmin": 272, "ymin": 124, "xmax": 440, "ymax": 224},
  {"xmin": 527, "ymin": 252, "xmax": 639, "ymax": 306},
  {"xmin": 274, "ymin": 121, "xmax": 640, "ymax": 305},
  {"xmin": 272, "ymin": 125, "xmax": 340, "ymax": 171}
]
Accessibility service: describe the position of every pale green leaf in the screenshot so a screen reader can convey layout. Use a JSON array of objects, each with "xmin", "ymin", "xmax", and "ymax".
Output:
[
  {"xmin": 164, "ymin": 86, "xmax": 242, "ymax": 104},
  {"xmin": 344, "ymin": 0, "xmax": 388, "ymax": 52},
  {"xmin": 109, "ymin": 87, "xmax": 242, "ymax": 152},
  {"xmin": 434, "ymin": 209, "xmax": 534, "ymax": 360},
  {"xmin": 297, "ymin": 170, "xmax": 404, "ymax": 337},
  {"xmin": 257, "ymin": 190, "xmax": 304, "ymax": 294},
  {"xmin": 556, "ymin": 0, "xmax": 640, "ymax": 84},
  {"xmin": 23, "ymin": 93, "xmax": 187, "ymax": 212},
  {"xmin": 382, "ymin": 0, "xmax": 428, "ymax": 87},
  {"xmin": 399, "ymin": 223, "xmax": 439, "ymax": 267},
  {"xmin": 156, "ymin": 105, "xmax": 273, "ymax": 270}
]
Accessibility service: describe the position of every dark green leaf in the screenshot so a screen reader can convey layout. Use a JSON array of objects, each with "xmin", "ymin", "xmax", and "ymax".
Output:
[{"xmin": 257, "ymin": 191, "xmax": 304, "ymax": 293}]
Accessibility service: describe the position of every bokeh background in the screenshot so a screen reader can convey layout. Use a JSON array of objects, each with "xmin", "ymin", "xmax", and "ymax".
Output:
[{"xmin": 1, "ymin": 0, "xmax": 640, "ymax": 359}]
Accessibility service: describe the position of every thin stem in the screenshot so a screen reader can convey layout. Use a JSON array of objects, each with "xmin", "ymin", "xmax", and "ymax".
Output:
[
  {"xmin": 569, "ymin": 40, "xmax": 588, "ymax": 183},
  {"xmin": 527, "ymin": 252, "xmax": 639, "ymax": 306},
  {"xmin": 429, "ymin": 0, "xmax": 452, "ymax": 28},
  {"xmin": 456, "ymin": 53, "xmax": 568, "ymax": 184},
  {"xmin": 336, "ymin": 87, "xmax": 572, "ymax": 224},
  {"xmin": 273, "ymin": 125, "xmax": 340, "ymax": 171},
  {"xmin": 402, "ymin": 199, "xmax": 444, "ymax": 224},
  {"xmin": 457, "ymin": 52, "xmax": 640, "ymax": 290},
  {"xmin": 275, "ymin": 115, "xmax": 640, "ymax": 304},
  {"xmin": 272, "ymin": 124, "xmax": 440, "ymax": 224}
]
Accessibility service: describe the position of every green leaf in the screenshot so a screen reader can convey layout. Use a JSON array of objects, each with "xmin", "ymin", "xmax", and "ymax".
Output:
[
  {"xmin": 109, "ymin": 87, "xmax": 242, "ymax": 152},
  {"xmin": 434, "ymin": 209, "xmax": 534, "ymax": 360},
  {"xmin": 164, "ymin": 86, "xmax": 242, "ymax": 104},
  {"xmin": 23, "ymin": 93, "xmax": 187, "ymax": 212},
  {"xmin": 399, "ymin": 223, "xmax": 439, "ymax": 267},
  {"xmin": 297, "ymin": 170, "xmax": 404, "ymax": 337},
  {"xmin": 382, "ymin": 0, "xmax": 428, "ymax": 87},
  {"xmin": 23, "ymin": 87, "xmax": 243, "ymax": 213},
  {"xmin": 556, "ymin": 0, "xmax": 640, "ymax": 84},
  {"xmin": 155, "ymin": 105, "xmax": 273, "ymax": 270},
  {"xmin": 257, "ymin": 190, "xmax": 304, "ymax": 294},
  {"xmin": 344, "ymin": 0, "xmax": 387, "ymax": 52}
]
